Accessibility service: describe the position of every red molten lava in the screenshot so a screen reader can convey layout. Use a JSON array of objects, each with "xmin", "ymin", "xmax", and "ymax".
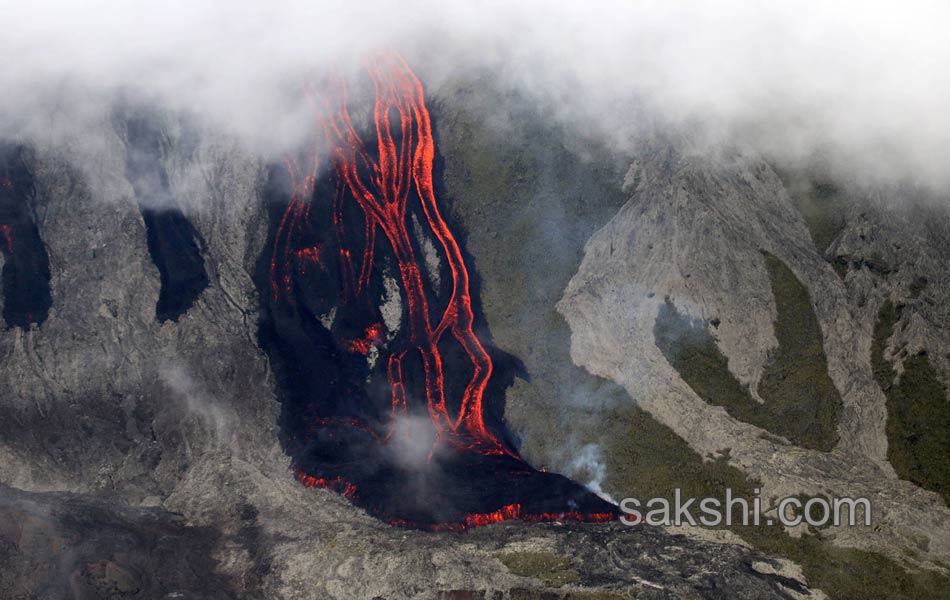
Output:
[
  {"xmin": 271, "ymin": 53, "xmax": 508, "ymax": 455},
  {"xmin": 268, "ymin": 53, "xmax": 618, "ymax": 531},
  {"xmin": 390, "ymin": 504, "xmax": 617, "ymax": 533},
  {"xmin": 0, "ymin": 224, "xmax": 12, "ymax": 253},
  {"xmin": 293, "ymin": 244, "xmax": 325, "ymax": 274},
  {"xmin": 341, "ymin": 322, "xmax": 385, "ymax": 355},
  {"xmin": 292, "ymin": 463, "xmax": 618, "ymax": 532}
]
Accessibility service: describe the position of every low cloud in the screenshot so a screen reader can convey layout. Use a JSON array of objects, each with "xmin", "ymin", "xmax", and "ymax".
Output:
[
  {"xmin": 159, "ymin": 362, "xmax": 237, "ymax": 447},
  {"xmin": 1, "ymin": 1, "xmax": 948, "ymax": 189}
]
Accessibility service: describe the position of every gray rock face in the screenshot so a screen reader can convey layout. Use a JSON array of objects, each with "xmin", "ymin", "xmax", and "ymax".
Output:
[
  {"xmin": 558, "ymin": 138, "xmax": 950, "ymax": 568},
  {"xmin": 0, "ymin": 483, "xmax": 812, "ymax": 600},
  {"xmin": 0, "ymin": 113, "xmax": 273, "ymax": 501},
  {"xmin": 0, "ymin": 483, "xmax": 233, "ymax": 599},
  {"xmin": 0, "ymin": 110, "xmax": 818, "ymax": 599}
]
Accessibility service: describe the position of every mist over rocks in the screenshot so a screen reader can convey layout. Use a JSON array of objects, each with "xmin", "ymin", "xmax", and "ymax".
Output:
[
  {"xmin": 556, "ymin": 135, "xmax": 950, "ymax": 570},
  {"xmin": 0, "ymin": 96, "xmax": 821, "ymax": 598},
  {"xmin": 3, "ymin": 1, "xmax": 950, "ymax": 190},
  {"xmin": 0, "ymin": 3, "xmax": 949, "ymax": 598}
]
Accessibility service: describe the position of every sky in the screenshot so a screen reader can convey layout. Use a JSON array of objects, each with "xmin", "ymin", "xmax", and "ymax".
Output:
[{"xmin": 2, "ymin": 0, "xmax": 949, "ymax": 187}]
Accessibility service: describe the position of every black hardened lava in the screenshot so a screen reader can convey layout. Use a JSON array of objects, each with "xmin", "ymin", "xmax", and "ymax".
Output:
[
  {"xmin": 0, "ymin": 144, "xmax": 52, "ymax": 329},
  {"xmin": 253, "ymin": 56, "xmax": 617, "ymax": 531},
  {"xmin": 122, "ymin": 115, "xmax": 209, "ymax": 322}
]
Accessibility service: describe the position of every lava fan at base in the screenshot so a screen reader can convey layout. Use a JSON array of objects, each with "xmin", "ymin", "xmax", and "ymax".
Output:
[{"xmin": 257, "ymin": 52, "xmax": 616, "ymax": 530}]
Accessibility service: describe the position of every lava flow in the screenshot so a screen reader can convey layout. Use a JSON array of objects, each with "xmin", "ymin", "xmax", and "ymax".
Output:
[{"xmin": 259, "ymin": 52, "xmax": 617, "ymax": 530}]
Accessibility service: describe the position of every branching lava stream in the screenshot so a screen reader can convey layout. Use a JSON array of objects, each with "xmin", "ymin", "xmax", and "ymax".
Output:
[{"xmin": 260, "ymin": 53, "xmax": 617, "ymax": 530}]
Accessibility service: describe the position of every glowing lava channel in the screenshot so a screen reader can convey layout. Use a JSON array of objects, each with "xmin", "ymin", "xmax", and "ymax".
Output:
[{"xmin": 268, "ymin": 52, "xmax": 617, "ymax": 530}]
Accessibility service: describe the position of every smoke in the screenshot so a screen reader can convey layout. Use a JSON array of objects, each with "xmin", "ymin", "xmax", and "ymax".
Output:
[
  {"xmin": 385, "ymin": 413, "xmax": 455, "ymax": 518},
  {"xmin": 159, "ymin": 362, "xmax": 237, "ymax": 447},
  {"xmin": 2, "ymin": 1, "xmax": 949, "ymax": 188},
  {"xmin": 387, "ymin": 414, "xmax": 441, "ymax": 471},
  {"xmin": 564, "ymin": 443, "xmax": 616, "ymax": 505}
]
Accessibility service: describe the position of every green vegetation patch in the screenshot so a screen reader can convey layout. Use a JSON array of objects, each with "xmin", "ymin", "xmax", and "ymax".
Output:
[
  {"xmin": 603, "ymin": 393, "xmax": 950, "ymax": 600},
  {"xmin": 644, "ymin": 291, "xmax": 948, "ymax": 600},
  {"xmin": 653, "ymin": 253, "xmax": 841, "ymax": 450},
  {"xmin": 434, "ymin": 79, "xmax": 948, "ymax": 600},
  {"xmin": 780, "ymin": 173, "xmax": 846, "ymax": 255},
  {"xmin": 736, "ymin": 524, "xmax": 950, "ymax": 600},
  {"xmin": 433, "ymin": 75, "xmax": 634, "ymax": 483},
  {"xmin": 496, "ymin": 552, "xmax": 581, "ymax": 588},
  {"xmin": 779, "ymin": 169, "xmax": 902, "ymax": 281},
  {"xmin": 757, "ymin": 252, "xmax": 843, "ymax": 450},
  {"xmin": 872, "ymin": 300, "xmax": 950, "ymax": 504},
  {"xmin": 603, "ymin": 399, "xmax": 950, "ymax": 600},
  {"xmin": 600, "ymin": 402, "xmax": 754, "ymax": 509}
]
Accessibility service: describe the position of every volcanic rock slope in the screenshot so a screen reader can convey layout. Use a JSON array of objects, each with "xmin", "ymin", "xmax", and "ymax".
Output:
[
  {"xmin": 556, "ymin": 137, "xmax": 950, "ymax": 569},
  {"xmin": 0, "ymin": 110, "xmax": 814, "ymax": 599},
  {"xmin": 0, "ymin": 76, "xmax": 945, "ymax": 599},
  {"xmin": 430, "ymin": 76, "xmax": 950, "ymax": 599}
]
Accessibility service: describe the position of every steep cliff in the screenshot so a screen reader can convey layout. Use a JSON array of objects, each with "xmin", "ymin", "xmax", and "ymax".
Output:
[
  {"xmin": 5, "ymin": 75, "xmax": 950, "ymax": 599},
  {"xmin": 0, "ymin": 86, "xmax": 826, "ymax": 599}
]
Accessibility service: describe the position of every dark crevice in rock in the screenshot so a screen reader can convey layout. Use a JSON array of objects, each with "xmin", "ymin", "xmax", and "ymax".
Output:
[
  {"xmin": 122, "ymin": 113, "xmax": 209, "ymax": 322},
  {"xmin": 0, "ymin": 144, "xmax": 52, "ymax": 329},
  {"xmin": 139, "ymin": 207, "xmax": 210, "ymax": 322}
]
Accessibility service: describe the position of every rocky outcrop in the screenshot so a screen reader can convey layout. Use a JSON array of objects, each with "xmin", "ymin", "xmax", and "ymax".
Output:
[
  {"xmin": 0, "ymin": 105, "xmax": 820, "ymax": 598},
  {"xmin": 558, "ymin": 137, "xmax": 950, "ymax": 569}
]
